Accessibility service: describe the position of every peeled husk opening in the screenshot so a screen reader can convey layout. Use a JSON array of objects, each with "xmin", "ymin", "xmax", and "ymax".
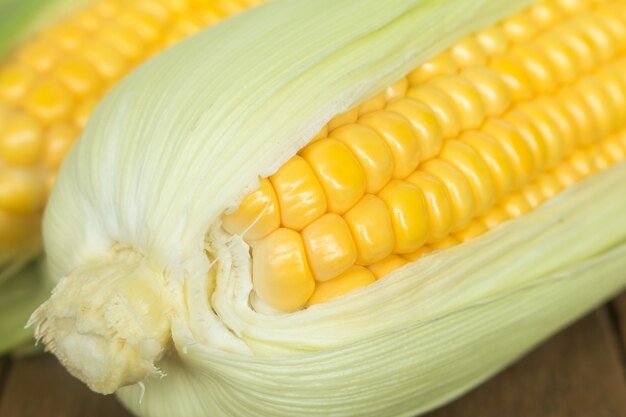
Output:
[{"xmin": 118, "ymin": 162, "xmax": 626, "ymax": 417}]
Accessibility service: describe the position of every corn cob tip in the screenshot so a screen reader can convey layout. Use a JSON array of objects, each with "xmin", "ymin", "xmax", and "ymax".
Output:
[{"xmin": 29, "ymin": 249, "xmax": 171, "ymax": 394}]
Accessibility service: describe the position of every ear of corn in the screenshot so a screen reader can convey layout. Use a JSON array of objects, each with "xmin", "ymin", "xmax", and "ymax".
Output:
[
  {"xmin": 0, "ymin": 0, "xmax": 262, "ymax": 282},
  {"xmin": 24, "ymin": 0, "xmax": 626, "ymax": 415},
  {"xmin": 0, "ymin": 0, "xmax": 263, "ymax": 356}
]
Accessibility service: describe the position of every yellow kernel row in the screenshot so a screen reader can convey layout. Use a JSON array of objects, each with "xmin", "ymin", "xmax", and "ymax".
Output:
[{"xmin": 222, "ymin": 0, "xmax": 626, "ymax": 312}]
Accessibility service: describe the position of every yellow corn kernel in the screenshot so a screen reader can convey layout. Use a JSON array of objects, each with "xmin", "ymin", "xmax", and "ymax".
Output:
[
  {"xmin": 385, "ymin": 97, "xmax": 443, "ymax": 161},
  {"xmin": 420, "ymin": 159, "xmax": 475, "ymax": 233},
  {"xmin": 0, "ymin": 113, "xmax": 43, "ymax": 166},
  {"xmin": 367, "ymin": 255, "xmax": 408, "ymax": 279},
  {"xmin": 569, "ymin": 149, "xmax": 597, "ymax": 177},
  {"xmin": 222, "ymin": 178, "xmax": 280, "ymax": 241},
  {"xmin": 17, "ymin": 40, "xmax": 59, "ymax": 73},
  {"xmin": 359, "ymin": 111, "xmax": 421, "ymax": 178},
  {"xmin": 0, "ymin": 65, "xmax": 33, "ymax": 102},
  {"xmin": 302, "ymin": 214, "xmax": 358, "ymax": 282},
  {"xmin": 251, "ymin": 228, "xmax": 315, "ymax": 312},
  {"xmin": 576, "ymin": 77, "xmax": 619, "ymax": 140},
  {"xmin": 509, "ymin": 42, "xmax": 558, "ymax": 94},
  {"xmin": 558, "ymin": 89, "xmax": 600, "ymax": 145},
  {"xmin": 384, "ymin": 78, "xmax": 409, "ymax": 101},
  {"xmin": 117, "ymin": 9, "xmax": 162, "ymax": 42},
  {"xmin": 475, "ymin": 26, "xmax": 509, "ymax": 55},
  {"xmin": 489, "ymin": 55, "xmax": 534, "ymax": 101},
  {"xmin": 269, "ymin": 156, "xmax": 327, "ymax": 231},
  {"xmin": 596, "ymin": 69, "xmax": 626, "ymax": 122},
  {"xmin": 71, "ymin": 8, "xmax": 101, "ymax": 32},
  {"xmin": 407, "ymin": 53, "xmax": 458, "ymax": 84},
  {"xmin": 23, "ymin": 80, "xmax": 74, "ymax": 125},
  {"xmin": 482, "ymin": 119, "xmax": 535, "ymax": 187},
  {"xmin": 521, "ymin": 183, "xmax": 545, "ymax": 209},
  {"xmin": 79, "ymin": 40, "xmax": 127, "ymax": 80},
  {"xmin": 329, "ymin": 124, "xmax": 393, "ymax": 194},
  {"xmin": 406, "ymin": 171, "xmax": 454, "ymax": 243},
  {"xmin": 307, "ymin": 266, "xmax": 376, "ymax": 306},
  {"xmin": 300, "ymin": 138, "xmax": 366, "ymax": 215},
  {"xmin": 535, "ymin": 97, "xmax": 577, "ymax": 156},
  {"xmin": 378, "ymin": 180, "xmax": 428, "ymax": 254},
  {"xmin": 557, "ymin": 0, "xmax": 588, "ymax": 14},
  {"xmin": 460, "ymin": 67, "xmax": 511, "ymax": 116},
  {"xmin": 535, "ymin": 174, "xmax": 563, "ymax": 199},
  {"xmin": 596, "ymin": 9, "xmax": 626, "ymax": 53},
  {"xmin": 603, "ymin": 136, "xmax": 626, "ymax": 163},
  {"xmin": 450, "ymin": 36, "xmax": 487, "ymax": 68},
  {"xmin": 530, "ymin": 1, "xmax": 564, "ymax": 27},
  {"xmin": 573, "ymin": 16, "xmax": 618, "ymax": 62},
  {"xmin": 535, "ymin": 33, "xmax": 581, "ymax": 84},
  {"xmin": 551, "ymin": 24, "xmax": 597, "ymax": 73},
  {"xmin": 500, "ymin": 192, "xmax": 534, "ymax": 218},
  {"xmin": 504, "ymin": 110, "xmax": 549, "ymax": 174},
  {"xmin": 461, "ymin": 131, "xmax": 514, "ymax": 199},
  {"xmin": 428, "ymin": 75, "xmax": 486, "ymax": 130},
  {"xmin": 553, "ymin": 163, "xmax": 582, "ymax": 187},
  {"xmin": 47, "ymin": 24, "xmax": 84, "ymax": 51},
  {"xmin": 407, "ymin": 84, "xmax": 461, "ymax": 138},
  {"xmin": 0, "ymin": 169, "xmax": 44, "ymax": 214},
  {"xmin": 344, "ymin": 194, "xmax": 394, "ymax": 265},
  {"xmin": 52, "ymin": 58, "xmax": 102, "ymax": 98},
  {"xmin": 515, "ymin": 102, "xmax": 566, "ymax": 169},
  {"xmin": 438, "ymin": 140, "xmax": 496, "ymax": 215},
  {"xmin": 502, "ymin": 12, "xmax": 538, "ymax": 41}
]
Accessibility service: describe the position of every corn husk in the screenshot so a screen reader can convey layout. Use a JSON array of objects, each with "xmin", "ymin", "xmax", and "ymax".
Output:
[
  {"xmin": 0, "ymin": 259, "xmax": 50, "ymax": 354},
  {"xmin": 30, "ymin": 0, "xmax": 626, "ymax": 415}
]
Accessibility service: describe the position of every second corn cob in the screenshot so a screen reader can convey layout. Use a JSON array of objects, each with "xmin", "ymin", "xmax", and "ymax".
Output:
[{"xmin": 0, "ymin": 0, "xmax": 262, "ymax": 278}]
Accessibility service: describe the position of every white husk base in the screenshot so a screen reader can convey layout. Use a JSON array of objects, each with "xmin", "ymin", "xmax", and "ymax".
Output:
[{"xmin": 35, "ymin": 0, "xmax": 626, "ymax": 415}]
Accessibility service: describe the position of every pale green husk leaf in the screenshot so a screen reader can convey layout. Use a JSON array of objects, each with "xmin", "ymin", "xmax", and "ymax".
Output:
[
  {"xmin": 0, "ymin": 259, "xmax": 50, "ymax": 355},
  {"xmin": 35, "ymin": 0, "xmax": 626, "ymax": 415}
]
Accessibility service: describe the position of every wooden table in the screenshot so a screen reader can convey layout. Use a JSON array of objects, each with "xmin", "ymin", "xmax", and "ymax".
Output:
[{"xmin": 2, "ymin": 292, "xmax": 626, "ymax": 417}]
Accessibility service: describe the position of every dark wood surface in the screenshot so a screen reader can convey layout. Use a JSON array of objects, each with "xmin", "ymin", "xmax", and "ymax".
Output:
[{"xmin": 1, "ymin": 293, "xmax": 626, "ymax": 417}]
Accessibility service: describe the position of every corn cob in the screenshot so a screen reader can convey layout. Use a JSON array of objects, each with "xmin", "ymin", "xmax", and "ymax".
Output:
[
  {"xmin": 28, "ymin": 0, "xmax": 626, "ymax": 415},
  {"xmin": 0, "ymin": 0, "xmax": 261, "ymax": 277},
  {"xmin": 219, "ymin": 0, "xmax": 626, "ymax": 312}
]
